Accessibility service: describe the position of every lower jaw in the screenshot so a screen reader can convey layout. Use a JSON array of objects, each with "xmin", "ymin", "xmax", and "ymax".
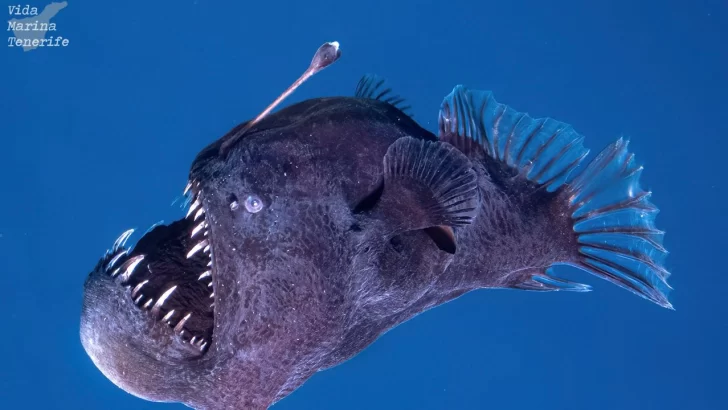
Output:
[{"xmin": 102, "ymin": 211, "xmax": 217, "ymax": 351}]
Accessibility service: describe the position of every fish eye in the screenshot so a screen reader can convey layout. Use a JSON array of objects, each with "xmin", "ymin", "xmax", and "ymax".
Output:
[{"xmin": 244, "ymin": 195, "xmax": 264, "ymax": 213}]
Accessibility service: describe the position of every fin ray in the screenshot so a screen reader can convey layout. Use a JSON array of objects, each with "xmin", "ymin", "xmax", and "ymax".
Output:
[
  {"xmin": 380, "ymin": 136, "xmax": 479, "ymax": 229},
  {"xmin": 565, "ymin": 138, "xmax": 672, "ymax": 308},
  {"xmin": 355, "ymin": 74, "xmax": 413, "ymax": 116},
  {"xmin": 513, "ymin": 268, "xmax": 592, "ymax": 292},
  {"xmin": 439, "ymin": 86, "xmax": 589, "ymax": 191}
]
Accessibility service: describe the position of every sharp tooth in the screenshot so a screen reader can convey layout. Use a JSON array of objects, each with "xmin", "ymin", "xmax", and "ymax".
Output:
[
  {"xmin": 183, "ymin": 181, "xmax": 192, "ymax": 195},
  {"xmin": 207, "ymin": 261, "xmax": 212, "ymax": 267},
  {"xmin": 187, "ymin": 239, "xmax": 209, "ymax": 259},
  {"xmin": 134, "ymin": 294, "xmax": 144, "ymax": 304},
  {"xmin": 203, "ymin": 244, "xmax": 210, "ymax": 253},
  {"xmin": 144, "ymin": 299, "xmax": 153, "ymax": 309},
  {"xmin": 111, "ymin": 259, "xmax": 127, "ymax": 277},
  {"xmin": 208, "ymin": 282, "xmax": 213, "ymax": 288},
  {"xmin": 131, "ymin": 279, "xmax": 149, "ymax": 298},
  {"xmin": 151, "ymin": 285, "xmax": 178, "ymax": 317},
  {"xmin": 194, "ymin": 208, "xmax": 205, "ymax": 221},
  {"xmin": 105, "ymin": 249, "xmax": 128, "ymax": 271},
  {"xmin": 120, "ymin": 255, "xmax": 145, "ymax": 281},
  {"xmin": 200, "ymin": 342, "xmax": 208, "ymax": 351},
  {"xmin": 174, "ymin": 313, "xmax": 192, "ymax": 333},
  {"xmin": 162, "ymin": 310, "xmax": 176, "ymax": 322},
  {"xmin": 198, "ymin": 271, "xmax": 211, "ymax": 280},
  {"xmin": 112, "ymin": 229, "xmax": 135, "ymax": 252},
  {"xmin": 210, "ymin": 303, "xmax": 214, "ymax": 308},
  {"xmin": 191, "ymin": 221, "xmax": 206, "ymax": 238},
  {"xmin": 210, "ymin": 292, "xmax": 215, "ymax": 298},
  {"xmin": 186, "ymin": 199, "xmax": 201, "ymax": 218},
  {"xmin": 191, "ymin": 336, "xmax": 198, "ymax": 344}
]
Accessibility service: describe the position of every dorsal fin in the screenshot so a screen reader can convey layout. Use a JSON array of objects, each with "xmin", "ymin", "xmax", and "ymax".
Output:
[
  {"xmin": 438, "ymin": 86, "xmax": 589, "ymax": 192},
  {"xmin": 355, "ymin": 74, "xmax": 413, "ymax": 116}
]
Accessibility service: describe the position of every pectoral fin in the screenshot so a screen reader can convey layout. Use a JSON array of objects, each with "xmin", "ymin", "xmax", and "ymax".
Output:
[{"xmin": 357, "ymin": 136, "xmax": 479, "ymax": 253}]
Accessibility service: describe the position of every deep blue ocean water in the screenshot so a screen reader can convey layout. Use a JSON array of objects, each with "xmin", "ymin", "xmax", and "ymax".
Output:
[{"xmin": 2, "ymin": 0, "xmax": 726, "ymax": 409}]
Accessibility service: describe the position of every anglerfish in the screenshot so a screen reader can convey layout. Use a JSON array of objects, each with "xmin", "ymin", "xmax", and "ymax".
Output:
[{"xmin": 80, "ymin": 42, "xmax": 672, "ymax": 410}]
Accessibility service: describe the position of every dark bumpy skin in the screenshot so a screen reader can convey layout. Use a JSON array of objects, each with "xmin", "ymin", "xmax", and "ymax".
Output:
[
  {"xmin": 81, "ymin": 98, "xmax": 463, "ymax": 409},
  {"xmin": 81, "ymin": 87, "xmax": 671, "ymax": 409},
  {"xmin": 188, "ymin": 98, "xmax": 450, "ymax": 408}
]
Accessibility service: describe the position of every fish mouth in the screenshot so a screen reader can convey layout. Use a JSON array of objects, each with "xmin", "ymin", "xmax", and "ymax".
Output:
[{"xmin": 96, "ymin": 180, "xmax": 216, "ymax": 353}]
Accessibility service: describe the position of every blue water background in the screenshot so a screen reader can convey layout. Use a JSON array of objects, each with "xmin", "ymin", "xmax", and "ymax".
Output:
[{"xmin": 2, "ymin": 0, "xmax": 726, "ymax": 409}]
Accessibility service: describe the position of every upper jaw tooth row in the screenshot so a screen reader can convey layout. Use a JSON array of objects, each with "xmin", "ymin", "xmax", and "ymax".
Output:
[
  {"xmin": 185, "ymin": 183, "xmax": 213, "ymax": 290},
  {"xmin": 186, "ymin": 199, "xmax": 205, "ymax": 220},
  {"xmin": 105, "ymin": 180, "xmax": 213, "ymax": 286},
  {"xmin": 184, "ymin": 180, "xmax": 205, "ymax": 220},
  {"xmin": 105, "ymin": 232, "xmax": 214, "ymax": 301}
]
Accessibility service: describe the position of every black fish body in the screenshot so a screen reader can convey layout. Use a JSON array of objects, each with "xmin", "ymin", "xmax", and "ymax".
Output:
[{"xmin": 80, "ymin": 75, "xmax": 671, "ymax": 409}]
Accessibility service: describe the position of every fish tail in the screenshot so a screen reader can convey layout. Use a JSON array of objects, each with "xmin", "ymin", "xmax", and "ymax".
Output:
[{"xmin": 558, "ymin": 138, "xmax": 672, "ymax": 308}]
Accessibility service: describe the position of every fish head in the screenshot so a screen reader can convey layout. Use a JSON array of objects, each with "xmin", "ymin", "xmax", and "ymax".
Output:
[{"xmin": 80, "ymin": 98, "xmax": 382, "ymax": 407}]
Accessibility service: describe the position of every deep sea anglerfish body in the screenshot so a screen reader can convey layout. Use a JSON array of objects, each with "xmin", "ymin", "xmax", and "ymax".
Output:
[{"xmin": 79, "ymin": 42, "xmax": 672, "ymax": 410}]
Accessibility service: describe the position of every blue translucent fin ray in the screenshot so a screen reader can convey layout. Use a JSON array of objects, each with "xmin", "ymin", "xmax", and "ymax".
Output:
[
  {"xmin": 566, "ymin": 139, "xmax": 672, "ymax": 309},
  {"xmin": 438, "ymin": 86, "xmax": 589, "ymax": 192},
  {"xmin": 355, "ymin": 74, "xmax": 413, "ymax": 116},
  {"xmin": 513, "ymin": 268, "xmax": 592, "ymax": 293}
]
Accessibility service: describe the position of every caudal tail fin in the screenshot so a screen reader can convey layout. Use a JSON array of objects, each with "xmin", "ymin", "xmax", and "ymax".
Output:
[
  {"xmin": 560, "ymin": 138, "xmax": 672, "ymax": 308},
  {"xmin": 437, "ymin": 85, "xmax": 672, "ymax": 309}
]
